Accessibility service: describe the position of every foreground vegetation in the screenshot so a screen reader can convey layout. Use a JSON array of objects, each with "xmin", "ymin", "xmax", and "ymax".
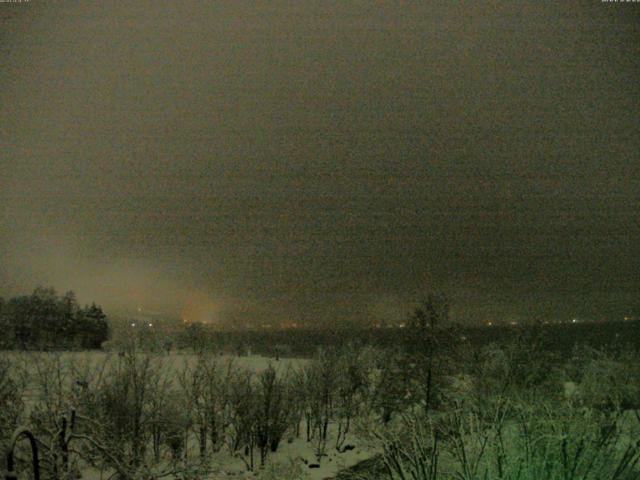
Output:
[
  {"xmin": 2, "ymin": 325, "xmax": 640, "ymax": 479},
  {"xmin": 369, "ymin": 339, "xmax": 640, "ymax": 480}
]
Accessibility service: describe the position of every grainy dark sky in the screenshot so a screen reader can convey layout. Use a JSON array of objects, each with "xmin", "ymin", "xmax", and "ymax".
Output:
[{"xmin": 1, "ymin": 1, "xmax": 638, "ymax": 327}]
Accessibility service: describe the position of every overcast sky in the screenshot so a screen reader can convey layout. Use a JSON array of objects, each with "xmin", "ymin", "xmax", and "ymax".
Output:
[{"xmin": 1, "ymin": 1, "xmax": 638, "ymax": 327}]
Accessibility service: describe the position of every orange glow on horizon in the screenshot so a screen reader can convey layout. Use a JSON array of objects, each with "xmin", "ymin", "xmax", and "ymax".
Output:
[{"xmin": 180, "ymin": 290, "xmax": 218, "ymax": 325}]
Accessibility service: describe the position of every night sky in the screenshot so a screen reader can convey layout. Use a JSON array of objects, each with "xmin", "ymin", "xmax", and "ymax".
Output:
[{"xmin": 1, "ymin": 2, "xmax": 638, "ymax": 327}]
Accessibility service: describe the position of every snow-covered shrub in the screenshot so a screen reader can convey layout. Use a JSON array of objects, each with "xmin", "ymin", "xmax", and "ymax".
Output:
[
  {"xmin": 0, "ymin": 357, "xmax": 24, "ymax": 450},
  {"xmin": 368, "ymin": 349, "xmax": 423, "ymax": 423},
  {"xmin": 255, "ymin": 364, "xmax": 291, "ymax": 465},
  {"xmin": 464, "ymin": 335, "xmax": 563, "ymax": 407},
  {"xmin": 492, "ymin": 399, "xmax": 640, "ymax": 480},
  {"xmin": 226, "ymin": 367, "xmax": 256, "ymax": 457},
  {"xmin": 377, "ymin": 394, "xmax": 640, "ymax": 480},
  {"xmin": 75, "ymin": 352, "xmax": 183, "ymax": 479},
  {"xmin": 177, "ymin": 353, "xmax": 236, "ymax": 460},
  {"xmin": 578, "ymin": 350, "xmax": 640, "ymax": 412},
  {"xmin": 377, "ymin": 411, "xmax": 440, "ymax": 480},
  {"xmin": 304, "ymin": 349, "xmax": 337, "ymax": 461},
  {"xmin": 333, "ymin": 346, "xmax": 368, "ymax": 450}
]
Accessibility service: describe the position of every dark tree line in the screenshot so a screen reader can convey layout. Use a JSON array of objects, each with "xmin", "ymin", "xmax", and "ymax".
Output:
[{"xmin": 0, "ymin": 287, "xmax": 109, "ymax": 350}]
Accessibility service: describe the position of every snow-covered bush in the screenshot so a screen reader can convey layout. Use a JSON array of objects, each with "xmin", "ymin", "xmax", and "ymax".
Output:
[
  {"xmin": 333, "ymin": 346, "xmax": 368, "ymax": 450},
  {"xmin": 377, "ymin": 411, "xmax": 440, "ymax": 480},
  {"xmin": 376, "ymin": 394, "xmax": 640, "ymax": 480},
  {"xmin": 577, "ymin": 349, "xmax": 640, "ymax": 412},
  {"xmin": 0, "ymin": 357, "xmax": 24, "ymax": 451},
  {"xmin": 255, "ymin": 364, "xmax": 291, "ymax": 465},
  {"xmin": 177, "ymin": 353, "xmax": 235, "ymax": 460}
]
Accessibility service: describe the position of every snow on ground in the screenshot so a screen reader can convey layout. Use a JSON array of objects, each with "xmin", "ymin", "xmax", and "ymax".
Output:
[
  {"xmin": 205, "ymin": 432, "xmax": 379, "ymax": 479},
  {"xmin": 75, "ymin": 421, "xmax": 379, "ymax": 480},
  {"xmin": 9, "ymin": 352, "xmax": 378, "ymax": 480}
]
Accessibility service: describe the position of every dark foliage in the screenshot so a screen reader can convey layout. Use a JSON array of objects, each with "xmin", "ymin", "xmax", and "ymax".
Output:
[{"xmin": 0, "ymin": 287, "xmax": 110, "ymax": 350}]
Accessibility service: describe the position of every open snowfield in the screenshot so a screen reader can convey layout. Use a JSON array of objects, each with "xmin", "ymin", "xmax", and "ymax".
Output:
[{"xmin": 5, "ymin": 351, "xmax": 305, "ymax": 402}]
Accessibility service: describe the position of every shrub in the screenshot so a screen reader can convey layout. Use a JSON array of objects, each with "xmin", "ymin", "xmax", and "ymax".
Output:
[
  {"xmin": 578, "ymin": 349, "xmax": 640, "ymax": 412},
  {"xmin": 255, "ymin": 364, "xmax": 291, "ymax": 465},
  {"xmin": 376, "ymin": 396, "xmax": 640, "ymax": 480},
  {"xmin": 376, "ymin": 411, "xmax": 440, "ymax": 480},
  {"xmin": 0, "ymin": 357, "xmax": 24, "ymax": 450},
  {"xmin": 78, "ymin": 352, "xmax": 181, "ymax": 479}
]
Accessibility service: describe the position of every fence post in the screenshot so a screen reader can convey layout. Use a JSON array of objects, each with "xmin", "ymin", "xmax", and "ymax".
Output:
[{"xmin": 5, "ymin": 428, "xmax": 40, "ymax": 480}]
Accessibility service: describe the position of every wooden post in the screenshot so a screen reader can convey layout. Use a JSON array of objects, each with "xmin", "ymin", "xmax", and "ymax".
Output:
[{"xmin": 5, "ymin": 428, "xmax": 40, "ymax": 480}]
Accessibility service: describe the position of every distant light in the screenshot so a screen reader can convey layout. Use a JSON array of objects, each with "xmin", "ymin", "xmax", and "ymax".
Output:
[
  {"xmin": 486, "ymin": 321, "xmax": 493, "ymax": 327},
  {"xmin": 131, "ymin": 323, "xmax": 136, "ymax": 327},
  {"xmin": 148, "ymin": 323, "xmax": 153, "ymax": 327},
  {"xmin": 572, "ymin": 318, "xmax": 577, "ymax": 323}
]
